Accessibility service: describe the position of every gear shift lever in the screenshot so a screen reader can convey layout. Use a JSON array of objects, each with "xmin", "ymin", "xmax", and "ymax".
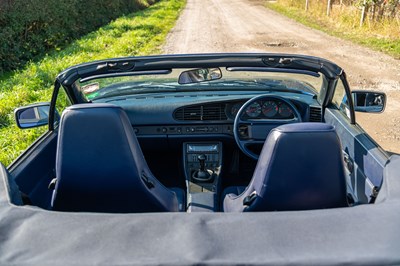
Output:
[
  {"xmin": 192, "ymin": 154, "xmax": 213, "ymax": 182},
  {"xmin": 198, "ymin": 154, "xmax": 206, "ymax": 171}
]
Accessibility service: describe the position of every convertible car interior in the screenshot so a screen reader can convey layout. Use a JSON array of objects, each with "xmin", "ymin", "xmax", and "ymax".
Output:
[
  {"xmin": 51, "ymin": 103, "xmax": 348, "ymax": 213},
  {"xmin": 6, "ymin": 54, "xmax": 389, "ymax": 212},
  {"xmin": 2, "ymin": 54, "xmax": 398, "ymax": 265}
]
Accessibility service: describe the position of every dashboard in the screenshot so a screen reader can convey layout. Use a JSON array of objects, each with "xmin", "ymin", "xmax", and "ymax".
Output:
[{"xmin": 102, "ymin": 91, "xmax": 322, "ymax": 137}]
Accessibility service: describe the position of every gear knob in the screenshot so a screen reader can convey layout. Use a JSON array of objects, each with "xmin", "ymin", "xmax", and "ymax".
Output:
[{"xmin": 198, "ymin": 154, "xmax": 206, "ymax": 171}]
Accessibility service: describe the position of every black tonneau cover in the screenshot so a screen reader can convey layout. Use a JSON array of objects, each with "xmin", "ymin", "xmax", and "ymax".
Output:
[{"xmin": 1, "ymin": 156, "xmax": 400, "ymax": 265}]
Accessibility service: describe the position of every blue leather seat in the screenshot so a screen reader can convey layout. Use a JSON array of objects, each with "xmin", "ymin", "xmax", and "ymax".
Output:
[
  {"xmin": 223, "ymin": 123, "xmax": 348, "ymax": 212},
  {"xmin": 51, "ymin": 103, "xmax": 184, "ymax": 213}
]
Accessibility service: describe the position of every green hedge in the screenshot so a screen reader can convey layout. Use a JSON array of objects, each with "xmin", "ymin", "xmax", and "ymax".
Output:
[
  {"xmin": 0, "ymin": 0, "xmax": 157, "ymax": 74},
  {"xmin": 0, "ymin": 0, "xmax": 186, "ymax": 166}
]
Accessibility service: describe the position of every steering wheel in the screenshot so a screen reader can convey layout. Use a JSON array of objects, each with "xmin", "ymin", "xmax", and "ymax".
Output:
[{"xmin": 233, "ymin": 95, "xmax": 302, "ymax": 160}]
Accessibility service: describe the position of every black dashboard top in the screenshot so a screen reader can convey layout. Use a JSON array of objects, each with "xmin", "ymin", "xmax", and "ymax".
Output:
[{"xmin": 100, "ymin": 91, "xmax": 320, "ymax": 127}]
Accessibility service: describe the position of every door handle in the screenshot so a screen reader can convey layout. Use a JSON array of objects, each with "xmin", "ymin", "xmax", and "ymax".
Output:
[{"xmin": 343, "ymin": 153, "xmax": 354, "ymax": 173}]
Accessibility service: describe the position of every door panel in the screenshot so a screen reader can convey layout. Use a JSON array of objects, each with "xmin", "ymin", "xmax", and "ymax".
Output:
[
  {"xmin": 325, "ymin": 108, "xmax": 388, "ymax": 203},
  {"xmin": 9, "ymin": 132, "xmax": 58, "ymax": 209}
]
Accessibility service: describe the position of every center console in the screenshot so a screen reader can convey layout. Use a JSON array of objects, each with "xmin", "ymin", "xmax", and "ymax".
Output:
[{"xmin": 183, "ymin": 142, "xmax": 222, "ymax": 212}]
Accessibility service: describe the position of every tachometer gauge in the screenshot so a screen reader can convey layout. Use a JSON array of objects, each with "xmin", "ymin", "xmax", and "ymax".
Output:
[
  {"xmin": 262, "ymin": 101, "xmax": 278, "ymax": 118},
  {"xmin": 278, "ymin": 103, "xmax": 294, "ymax": 118},
  {"xmin": 245, "ymin": 102, "xmax": 262, "ymax": 118}
]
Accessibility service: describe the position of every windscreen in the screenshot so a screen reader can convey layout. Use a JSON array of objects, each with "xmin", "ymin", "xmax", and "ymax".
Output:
[{"xmin": 76, "ymin": 68, "xmax": 325, "ymax": 101}]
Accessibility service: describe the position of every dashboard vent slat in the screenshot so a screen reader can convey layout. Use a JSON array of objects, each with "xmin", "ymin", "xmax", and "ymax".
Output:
[
  {"xmin": 309, "ymin": 106, "xmax": 322, "ymax": 122},
  {"xmin": 174, "ymin": 103, "xmax": 227, "ymax": 121}
]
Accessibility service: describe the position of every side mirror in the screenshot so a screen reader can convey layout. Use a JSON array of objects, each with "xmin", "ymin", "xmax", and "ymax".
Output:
[
  {"xmin": 14, "ymin": 102, "xmax": 51, "ymax": 129},
  {"xmin": 178, "ymin": 68, "xmax": 222, "ymax": 84},
  {"xmin": 352, "ymin": 91, "xmax": 386, "ymax": 113}
]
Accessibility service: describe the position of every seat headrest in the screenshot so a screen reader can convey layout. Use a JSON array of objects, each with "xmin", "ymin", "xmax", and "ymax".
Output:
[{"xmin": 249, "ymin": 122, "xmax": 348, "ymax": 211}]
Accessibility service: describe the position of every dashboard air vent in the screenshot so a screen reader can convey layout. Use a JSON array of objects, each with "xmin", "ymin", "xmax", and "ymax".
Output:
[
  {"xmin": 174, "ymin": 106, "xmax": 201, "ymax": 121},
  {"xmin": 202, "ymin": 104, "xmax": 227, "ymax": 121},
  {"xmin": 309, "ymin": 106, "xmax": 322, "ymax": 122},
  {"xmin": 174, "ymin": 103, "xmax": 227, "ymax": 121}
]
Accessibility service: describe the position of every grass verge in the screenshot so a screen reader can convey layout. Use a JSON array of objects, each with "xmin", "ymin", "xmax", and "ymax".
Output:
[
  {"xmin": 0, "ymin": 0, "xmax": 186, "ymax": 166},
  {"xmin": 266, "ymin": 2, "xmax": 400, "ymax": 59}
]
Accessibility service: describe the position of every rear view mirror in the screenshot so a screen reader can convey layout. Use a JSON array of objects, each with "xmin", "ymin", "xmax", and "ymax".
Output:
[
  {"xmin": 178, "ymin": 68, "xmax": 222, "ymax": 84},
  {"xmin": 15, "ymin": 103, "xmax": 50, "ymax": 129},
  {"xmin": 352, "ymin": 91, "xmax": 386, "ymax": 113}
]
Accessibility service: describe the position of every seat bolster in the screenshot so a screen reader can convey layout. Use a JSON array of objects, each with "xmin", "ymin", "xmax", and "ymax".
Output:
[
  {"xmin": 222, "ymin": 186, "xmax": 248, "ymax": 212},
  {"xmin": 0, "ymin": 163, "xmax": 23, "ymax": 206},
  {"xmin": 169, "ymin": 187, "xmax": 186, "ymax": 211}
]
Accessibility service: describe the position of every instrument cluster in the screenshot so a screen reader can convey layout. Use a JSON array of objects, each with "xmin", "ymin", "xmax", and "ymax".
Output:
[{"xmin": 227, "ymin": 99, "xmax": 296, "ymax": 120}]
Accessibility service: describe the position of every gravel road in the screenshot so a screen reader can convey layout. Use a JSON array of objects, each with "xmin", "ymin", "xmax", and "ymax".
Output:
[{"xmin": 163, "ymin": 0, "xmax": 400, "ymax": 154}]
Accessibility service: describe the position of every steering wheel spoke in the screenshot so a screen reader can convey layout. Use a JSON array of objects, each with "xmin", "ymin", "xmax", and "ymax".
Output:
[
  {"xmin": 241, "ymin": 139, "xmax": 265, "ymax": 146},
  {"xmin": 237, "ymin": 119, "xmax": 271, "ymax": 125}
]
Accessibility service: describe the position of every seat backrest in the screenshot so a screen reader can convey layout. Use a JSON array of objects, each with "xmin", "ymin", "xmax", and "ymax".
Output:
[
  {"xmin": 237, "ymin": 123, "xmax": 348, "ymax": 212},
  {"xmin": 51, "ymin": 103, "xmax": 179, "ymax": 213}
]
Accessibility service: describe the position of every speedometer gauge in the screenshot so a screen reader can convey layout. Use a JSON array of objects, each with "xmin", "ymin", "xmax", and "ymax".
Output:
[
  {"xmin": 262, "ymin": 101, "xmax": 278, "ymax": 118},
  {"xmin": 245, "ymin": 102, "xmax": 261, "ymax": 118},
  {"xmin": 278, "ymin": 103, "xmax": 294, "ymax": 118}
]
